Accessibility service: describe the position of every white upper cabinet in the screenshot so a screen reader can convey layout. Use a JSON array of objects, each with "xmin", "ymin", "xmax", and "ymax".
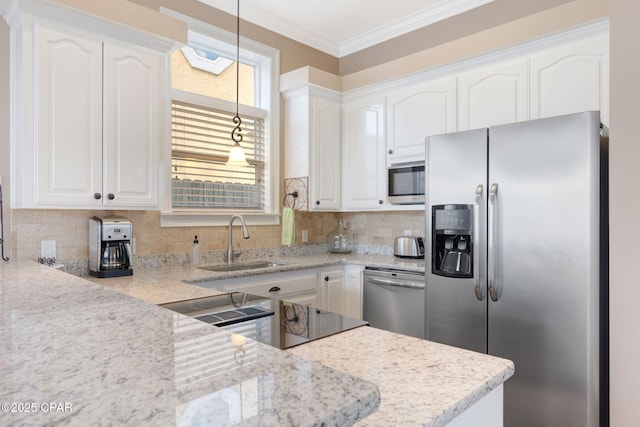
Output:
[
  {"xmin": 34, "ymin": 25, "xmax": 104, "ymax": 206},
  {"xmin": 342, "ymin": 96, "xmax": 386, "ymax": 210},
  {"xmin": 280, "ymin": 23, "xmax": 608, "ymax": 213},
  {"xmin": 282, "ymin": 86, "xmax": 342, "ymax": 211},
  {"xmin": 103, "ymin": 42, "xmax": 161, "ymax": 207},
  {"xmin": 457, "ymin": 59, "xmax": 529, "ymax": 131},
  {"xmin": 530, "ymin": 34, "xmax": 609, "ymax": 126},
  {"xmin": 386, "ymin": 77, "xmax": 456, "ymax": 164},
  {"xmin": 6, "ymin": 2, "xmax": 173, "ymax": 209}
]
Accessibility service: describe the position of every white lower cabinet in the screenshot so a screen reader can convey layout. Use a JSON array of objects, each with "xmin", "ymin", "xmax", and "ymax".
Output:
[
  {"xmin": 318, "ymin": 266, "xmax": 363, "ymax": 319},
  {"xmin": 318, "ymin": 268, "xmax": 346, "ymax": 315},
  {"xmin": 203, "ymin": 265, "xmax": 364, "ymax": 319}
]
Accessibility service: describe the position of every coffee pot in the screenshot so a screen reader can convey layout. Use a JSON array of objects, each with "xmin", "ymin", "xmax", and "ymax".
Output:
[{"xmin": 89, "ymin": 216, "xmax": 133, "ymax": 278}]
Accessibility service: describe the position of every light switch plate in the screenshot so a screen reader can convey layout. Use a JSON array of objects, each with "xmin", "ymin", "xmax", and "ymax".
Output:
[
  {"xmin": 41, "ymin": 240, "xmax": 56, "ymax": 258},
  {"xmin": 301, "ymin": 230, "xmax": 309, "ymax": 243},
  {"xmin": 403, "ymin": 229, "xmax": 412, "ymax": 236}
]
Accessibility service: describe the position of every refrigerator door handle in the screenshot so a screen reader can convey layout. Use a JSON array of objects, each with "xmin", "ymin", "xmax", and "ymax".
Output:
[
  {"xmin": 473, "ymin": 184, "xmax": 484, "ymax": 301},
  {"xmin": 488, "ymin": 183, "xmax": 499, "ymax": 302}
]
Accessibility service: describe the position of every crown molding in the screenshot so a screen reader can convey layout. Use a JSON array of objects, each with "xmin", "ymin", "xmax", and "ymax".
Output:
[{"xmin": 198, "ymin": 0, "xmax": 493, "ymax": 58}]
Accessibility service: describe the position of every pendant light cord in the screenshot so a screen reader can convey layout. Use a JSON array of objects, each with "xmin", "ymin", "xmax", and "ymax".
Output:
[{"xmin": 231, "ymin": 0, "xmax": 243, "ymax": 144}]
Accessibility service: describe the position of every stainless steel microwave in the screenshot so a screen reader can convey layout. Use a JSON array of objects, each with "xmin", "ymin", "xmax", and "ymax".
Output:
[{"xmin": 387, "ymin": 161, "xmax": 425, "ymax": 204}]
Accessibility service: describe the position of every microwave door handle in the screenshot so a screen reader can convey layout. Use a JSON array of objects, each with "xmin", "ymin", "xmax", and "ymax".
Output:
[{"xmin": 473, "ymin": 184, "xmax": 484, "ymax": 301}]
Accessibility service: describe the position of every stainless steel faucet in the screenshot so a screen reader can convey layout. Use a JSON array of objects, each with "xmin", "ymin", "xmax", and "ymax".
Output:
[{"xmin": 226, "ymin": 215, "xmax": 250, "ymax": 263}]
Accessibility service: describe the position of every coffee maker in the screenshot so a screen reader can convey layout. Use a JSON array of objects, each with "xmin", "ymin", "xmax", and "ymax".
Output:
[{"xmin": 89, "ymin": 216, "xmax": 133, "ymax": 278}]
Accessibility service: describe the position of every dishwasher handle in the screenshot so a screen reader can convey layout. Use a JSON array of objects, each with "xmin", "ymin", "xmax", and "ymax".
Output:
[{"xmin": 366, "ymin": 277, "xmax": 425, "ymax": 289}]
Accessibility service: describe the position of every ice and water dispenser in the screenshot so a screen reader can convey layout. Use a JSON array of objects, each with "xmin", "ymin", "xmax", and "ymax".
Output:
[{"xmin": 432, "ymin": 205, "xmax": 473, "ymax": 278}]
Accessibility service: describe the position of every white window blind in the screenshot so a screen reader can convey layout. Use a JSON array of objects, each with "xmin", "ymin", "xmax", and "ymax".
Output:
[{"xmin": 171, "ymin": 100, "xmax": 265, "ymax": 209}]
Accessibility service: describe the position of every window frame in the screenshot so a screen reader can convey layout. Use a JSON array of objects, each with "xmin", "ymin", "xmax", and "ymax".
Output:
[{"xmin": 160, "ymin": 9, "xmax": 280, "ymax": 227}]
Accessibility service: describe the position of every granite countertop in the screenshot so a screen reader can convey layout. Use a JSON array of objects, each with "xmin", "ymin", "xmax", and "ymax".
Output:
[
  {"xmin": 88, "ymin": 253, "xmax": 514, "ymax": 427},
  {"xmin": 0, "ymin": 260, "xmax": 380, "ymax": 426},
  {"xmin": 288, "ymin": 327, "xmax": 514, "ymax": 427},
  {"xmin": 86, "ymin": 253, "xmax": 425, "ymax": 305}
]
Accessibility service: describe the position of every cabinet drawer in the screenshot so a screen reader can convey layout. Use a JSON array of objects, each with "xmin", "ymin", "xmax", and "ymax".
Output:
[{"xmin": 222, "ymin": 271, "xmax": 318, "ymax": 305}]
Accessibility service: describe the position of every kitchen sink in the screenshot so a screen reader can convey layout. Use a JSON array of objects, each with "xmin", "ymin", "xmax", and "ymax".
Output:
[{"xmin": 199, "ymin": 260, "xmax": 292, "ymax": 272}]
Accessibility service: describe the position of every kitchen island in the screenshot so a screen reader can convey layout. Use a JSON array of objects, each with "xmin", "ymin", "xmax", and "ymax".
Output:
[
  {"xmin": 90, "ymin": 254, "xmax": 514, "ymax": 426},
  {"xmin": 1, "ymin": 256, "xmax": 514, "ymax": 426},
  {"xmin": 0, "ymin": 260, "xmax": 379, "ymax": 426}
]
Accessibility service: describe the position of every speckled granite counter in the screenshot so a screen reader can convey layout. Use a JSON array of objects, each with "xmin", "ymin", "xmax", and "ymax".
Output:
[
  {"xmin": 0, "ymin": 260, "xmax": 380, "ymax": 426},
  {"xmin": 86, "ymin": 252, "xmax": 424, "ymax": 305},
  {"xmin": 86, "ymin": 253, "xmax": 514, "ymax": 427},
  {"xmin": 288, "ymin": 327, "xmax": 514, "ymax": 427}
]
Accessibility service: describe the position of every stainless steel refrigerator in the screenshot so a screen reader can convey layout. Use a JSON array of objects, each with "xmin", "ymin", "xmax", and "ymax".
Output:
[{"xmin": 425, "ymin": 111, "xmax": 608, "ymax": 427}]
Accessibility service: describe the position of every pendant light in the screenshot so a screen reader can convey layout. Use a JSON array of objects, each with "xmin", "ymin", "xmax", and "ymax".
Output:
[{"xmin": 226, "ymin": 0, "xmax": 250, "ymax": 169}]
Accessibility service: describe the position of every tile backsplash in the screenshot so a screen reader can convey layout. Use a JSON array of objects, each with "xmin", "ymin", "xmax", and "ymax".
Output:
[{"xmin": 11, "ymin": 208, "xmax": 426, "ymax": 263}]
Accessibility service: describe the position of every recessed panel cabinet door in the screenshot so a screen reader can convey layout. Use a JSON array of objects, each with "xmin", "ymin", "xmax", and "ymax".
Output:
[
  {"xmin": 342, "ymin": 96, "xmax": 385, "ymax": 210},
  {"xmin": 530, "ymin": 34, "xmax": 609, "ymax": 126},
  {"xmin": 310, "ymin": 96, "xmax": 341, "ymax": 211},
  {"xmin": 386, "ymin": 77, "xmax": 456, "ymax": 163},
  {"xmin": 457, "ymin": 60, "xmax": 529, "ymax": 131},
  {"xmin": 35, "ymin": 26, "xmax": 103, "ymax": 206},
  {"xmin": 103, "ymin": 42, "xmax": 161, "ymax": 207}
]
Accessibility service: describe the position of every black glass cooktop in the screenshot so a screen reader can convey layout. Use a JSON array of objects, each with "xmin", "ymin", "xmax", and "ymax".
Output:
[{"xmin": 160, "ymin": 292, "xmax": 368, "ymax": 350}]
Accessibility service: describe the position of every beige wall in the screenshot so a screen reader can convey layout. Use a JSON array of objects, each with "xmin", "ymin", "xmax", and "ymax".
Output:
[
  {"xmin": 341, "ymin": 0, "xmax": 608, "ymax": 90},
  {"xmin": 129, "ymin": 0, "xmax": 339, "ymax": 75},
  {"xmin": 609, "ymin": 0, "xmax": 640, "ymax": 424}
]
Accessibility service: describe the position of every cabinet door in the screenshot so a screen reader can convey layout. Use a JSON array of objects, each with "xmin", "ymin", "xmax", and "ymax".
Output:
[
  {"xmin": 35, "ymin": 25, "xmax": 103, "ymax": 206},
  {"xmin": 310, "ymin": 96, "xmax": 341, "ymax": 211},
  {"xmin": 458, "ymin": 59, "xmax": 529, "ymax": 131},
  {"xmin": 103, "ymin": 42, "xmax": 161, "ymax": 207},
  {"xmin": 319, "ymin": 269, "xmax": 346, "ymax": 315},
  {"xmin": 342, "ymin": 96, "xmax": 386, "ymax": 210},
  {"xmin": 530, "ymin": 34, "xmax": 609, "ymax": 126},
  {"xmin": 344, "ymin": 267, "xmax": 363, "ymax": 319},
  {"xmin": 386, "ymin": 77, "xmax": 456, "ymax": 163}
]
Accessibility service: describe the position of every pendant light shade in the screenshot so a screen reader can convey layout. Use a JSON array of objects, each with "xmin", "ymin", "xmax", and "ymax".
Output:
[{"xmin": 226, "ymin": 143, "xmax": 249, "ymax": 167}]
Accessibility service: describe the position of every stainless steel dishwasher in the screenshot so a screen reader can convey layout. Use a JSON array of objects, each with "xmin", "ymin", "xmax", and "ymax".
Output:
[{"xmin": 362, "ymin": 267, "xmax": 425, "ymax": 339}]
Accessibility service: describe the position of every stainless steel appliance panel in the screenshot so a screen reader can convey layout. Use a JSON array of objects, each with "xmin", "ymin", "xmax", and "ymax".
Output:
[
  {"xmin": 487, "ymin": 112, "xmax": 602, "ymax": 426},
  {"xmin": 425, "ymin": 111, "xmax": 605, "ymax": 427},
  {"xmin": 425, "ymin": 128, "xmax": 488, "ymax": 353},
  {"xmin": 363, "ymin": 268, "xmax": 425, "ymax": 339}
]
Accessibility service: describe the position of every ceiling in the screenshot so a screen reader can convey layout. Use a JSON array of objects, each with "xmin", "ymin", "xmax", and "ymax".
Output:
[{"xmin": 197, "ymin": 0, "xmax": 494, "ymax": 58}]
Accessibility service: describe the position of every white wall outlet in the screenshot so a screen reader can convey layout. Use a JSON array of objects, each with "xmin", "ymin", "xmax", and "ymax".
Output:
[
  {"xmin": 403, "ymin": 229, "xmax": 412, "ymax": 236},
  {"xmin": 41, "ymin": 240, "xmax": 56, "ymax": 259},
  {"xmin": 301, "ymin": 230, "xmax": 309, "ymax": 243}
]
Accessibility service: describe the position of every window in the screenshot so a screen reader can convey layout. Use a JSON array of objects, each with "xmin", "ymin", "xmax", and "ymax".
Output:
[
  {"xmin": 171, "ymin": 99, "xmax": 265, "ymax": 209},
  {"xmin": 161, "ymin": 25, "xmax": 280, "ymax": 227}
]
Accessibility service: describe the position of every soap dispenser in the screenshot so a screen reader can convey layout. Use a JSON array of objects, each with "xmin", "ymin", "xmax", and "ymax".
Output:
[{"xmin": 192, "ymin": 235, "xmax": 202, "ymax": 266}]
